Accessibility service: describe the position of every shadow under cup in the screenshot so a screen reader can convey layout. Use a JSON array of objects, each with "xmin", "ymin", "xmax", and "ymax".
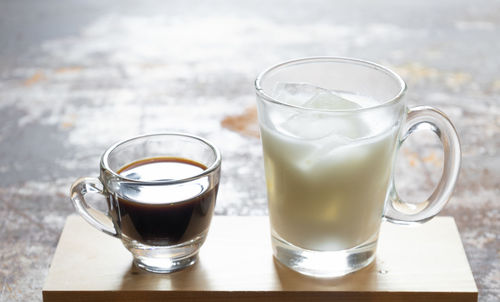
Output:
[
  {"xmin": 255, "ymin": 57, "xmax": 461, "ymax": 277},
  {"xmin": 71, "ymin": 133, "xmax": 221, "ymax": 273}
]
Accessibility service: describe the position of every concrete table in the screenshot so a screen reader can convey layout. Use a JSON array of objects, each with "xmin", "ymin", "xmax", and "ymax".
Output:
[{"xmin": 0, "ymin": 1, "xmax": 498, "ymax": 301}]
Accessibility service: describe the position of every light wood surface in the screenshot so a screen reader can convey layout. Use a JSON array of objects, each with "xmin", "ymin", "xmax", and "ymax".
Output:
[{"xmin": 43, "ymin": 215, "xmax": 477, "ymax": 302}]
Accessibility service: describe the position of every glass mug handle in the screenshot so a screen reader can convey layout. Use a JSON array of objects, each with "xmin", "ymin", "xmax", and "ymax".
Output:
[
  {"xmin": 384, "ymin": 106, "xmax": 461, "ymax": 224},
  {"xmin": 70, "ymin": 177, "xmax": 118, "ymax": 237}
]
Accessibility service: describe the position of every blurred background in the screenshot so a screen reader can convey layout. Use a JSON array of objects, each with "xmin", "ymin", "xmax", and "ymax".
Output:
[{"xmin": 0, "ymin": 0, "xmax": 498, "ymax": 301}]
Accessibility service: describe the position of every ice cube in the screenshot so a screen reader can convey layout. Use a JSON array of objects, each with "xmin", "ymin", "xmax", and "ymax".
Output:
[
  {"xmin": 277, "ymin": 112, "xmax": 337, "ymax": 139},
  {"xmin": 277, "ymin": 110, "xmax": 368, "ymax": 140},
  {"xmin": 271, "ymin": 84, "xmax": 372, "ymax": 173},
  {"xmin": 272, "ymin": 82, "xmax": 330, "ymax": 106},
  {"xmin": 303, "ymin": 91, "xmax": 362, "ymax": 110},
  {"xmin": 296, "ymin": 133, "xmax": 352, "ymax": 172}
]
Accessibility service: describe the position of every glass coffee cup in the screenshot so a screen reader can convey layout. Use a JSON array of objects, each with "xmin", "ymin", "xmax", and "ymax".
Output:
[
  {"xmin": 255, "ymin": 57, "xmax": 461, "ymax": 277},
  {"xmin": 70, "ymin": 133, "xmax": 221, "ymax": 273}
]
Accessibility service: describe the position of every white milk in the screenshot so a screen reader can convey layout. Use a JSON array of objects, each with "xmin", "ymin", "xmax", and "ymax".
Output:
[{"xmin": 260, "ymin": 91, "xmax": 399, "ymax": 251}]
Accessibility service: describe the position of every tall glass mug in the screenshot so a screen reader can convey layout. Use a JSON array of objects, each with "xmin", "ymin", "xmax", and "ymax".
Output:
[
  {"xmin": 70, "ymin": 133, "xmax": 221, "ymax": 273},
  {"xmin": 255, "ymin": 57, "xmax": 461, "ymax": 277}
]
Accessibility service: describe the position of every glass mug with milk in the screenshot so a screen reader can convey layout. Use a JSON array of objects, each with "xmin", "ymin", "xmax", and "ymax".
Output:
[{"xmin": 255, "ymin": 57, "xmax": 461, "ymax": 277}]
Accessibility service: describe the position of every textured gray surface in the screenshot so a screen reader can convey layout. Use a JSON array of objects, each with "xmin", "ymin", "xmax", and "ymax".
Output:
[{"xmin": 0, "ymin": 1, "xmax": 498, "ymax": 301}]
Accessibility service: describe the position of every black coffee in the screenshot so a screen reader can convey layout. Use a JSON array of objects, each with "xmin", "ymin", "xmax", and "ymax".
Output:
[{"xmin": 113, "ymin": 157, "xmax": 217, "ymax": 245}]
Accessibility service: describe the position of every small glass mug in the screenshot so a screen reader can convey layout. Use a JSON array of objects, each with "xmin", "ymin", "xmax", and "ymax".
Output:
[
  {"xmin": 255, "ymin": 57, "xmax": 461, "ymax": 277},
  {"xmin": 70, "ymin": 133, "xmax": 221, "ymax": 273}
]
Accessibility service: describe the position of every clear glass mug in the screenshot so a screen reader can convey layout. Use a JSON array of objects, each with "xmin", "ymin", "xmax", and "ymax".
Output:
[
  {"xmin": 70, "ymin": 133, "xmax": 221, "ymax": 273},
  {"xmin": 255, "ymin": 57, "xmax": 461, "ymax": 277}
]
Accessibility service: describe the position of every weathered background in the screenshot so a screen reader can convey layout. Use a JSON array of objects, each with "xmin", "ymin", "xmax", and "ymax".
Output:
[{"xmin": 0, "ymin": 0, "xmax": 498, "ymax": 301}]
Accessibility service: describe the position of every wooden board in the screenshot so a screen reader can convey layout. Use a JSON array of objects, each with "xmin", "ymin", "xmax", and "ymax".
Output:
[{"xmin": 43, "ymin": 215, "xmax": 477, "ymax": 302}]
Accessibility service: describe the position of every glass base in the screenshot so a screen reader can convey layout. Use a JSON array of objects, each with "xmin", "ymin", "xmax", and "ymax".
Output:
[
  {"xmin": 272, "ymin": 233, "xmax": 377, "ymax": 277},
  {"xmin": 123, "ymin": 233, "xmax": 206, "ymax": 273},
  {"xmin": 134, "ymin": 253, "xmax": 198, "ymax": 274}
]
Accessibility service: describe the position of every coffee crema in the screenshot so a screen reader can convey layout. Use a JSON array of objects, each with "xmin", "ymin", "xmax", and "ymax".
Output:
[{"xmin": 113, "ymin": 157, "xmax": 217, "ymax": 246}]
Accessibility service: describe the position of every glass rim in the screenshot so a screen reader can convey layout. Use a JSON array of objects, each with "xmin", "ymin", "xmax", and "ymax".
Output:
[
  {"xmin": 100, "ymin": 132, "xmax": 222, "ymax": 185},
  {"xmin": 255, "ymin": 56, "xmax": 407, "ymax": 113}
]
